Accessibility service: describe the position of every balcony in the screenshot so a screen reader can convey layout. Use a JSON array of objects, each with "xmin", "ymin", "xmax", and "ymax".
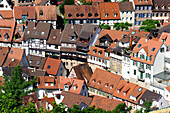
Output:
[
  {"xmin": 99, "ymin": 43, "xmax": 110, "ymax": 47},
  {"xmin": 138, "ymin": 67, "xmax": 145, "ymax": 73}
]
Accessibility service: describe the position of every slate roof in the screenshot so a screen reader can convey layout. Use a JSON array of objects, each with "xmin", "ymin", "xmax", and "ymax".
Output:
[
  {"xmin": 118, "ymin": 2, "xmax": 134, "ymax": 11},
  {"xmin": 133, "ymin": 0, "xmax": 153, "ymax": 5},
  {"xmin": 152, "ymin": 0, "xmax": 170, "ymax": 12},
  {"xmin": 47, "ymin": 29, "xmax": 62, "ymax": 45}
]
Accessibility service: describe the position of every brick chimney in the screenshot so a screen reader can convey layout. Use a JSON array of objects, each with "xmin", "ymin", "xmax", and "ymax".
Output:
[{"xmin": 129, "ymin": 35, "xmax": 133, "ymax": 50}]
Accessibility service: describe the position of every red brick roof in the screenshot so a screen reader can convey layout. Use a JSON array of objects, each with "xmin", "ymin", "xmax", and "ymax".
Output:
[
  {"xmin": 166, "ymin": 86, "xmax": 170, "ymax": 92},
  {"xmin": 0, "ymin": 10, "xmax": 13, "ymax": 20},
  {"xmin": 98, "ymin": 2, "xmax": 120, "ymax": 20},
  {"xmin": 43, "ymin": 57, "xmax": 61, "ymax": 75},
  {"xmin": 159, "ymin": 32, "xmax": 170, "ymax": 46}
]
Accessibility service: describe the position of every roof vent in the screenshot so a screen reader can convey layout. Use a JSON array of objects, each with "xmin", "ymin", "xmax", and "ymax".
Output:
[{"xmin": 11, "ymin": 58, "xmax": 15, "ymax": 61}]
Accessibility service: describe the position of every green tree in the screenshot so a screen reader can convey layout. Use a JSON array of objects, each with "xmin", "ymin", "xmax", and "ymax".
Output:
[
  {"xmin": 139, "ymin": 19, "xmax": 160, "ymax": 32},
  {"xmin": 0, "ymin": 65, "xmax": 37, "ymax": 112},
  {"xmin": 59, "ymin": 0, "xmax": 75, "ymax": 15},
  {"xmin": 51, "ymin": 102, "xmax": 67, "ymax": 113},
  {"xmin": 113, "ymin": 22, "xmax": 132, "ymax": 31},
  {"xmin": 143, "ymin": 100, "xmax": 152, "ymax": 113},
  {"xmin": 81, "ymin": 0, "xmax": 92, "ymax": 5},
  {"xmin": 112, "ymin": 103, "xmax": 132, "ymax": 113},
  {"xmin": 100, "ymin": 24, "xmax": 110, "ymax": 30}
]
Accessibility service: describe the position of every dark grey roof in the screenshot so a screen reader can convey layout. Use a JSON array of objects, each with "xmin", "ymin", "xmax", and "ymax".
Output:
[
  {"xmin": 27, "ymin": 54, "xmax": 47, "ymax": 69},
  {"xmin": 139, "ymin": 90, "xmax": 161, "ymax": 106},
  {"xmin": 154, "ymin": 70, "xmax": 170, "ymax": 81},
  {"xmin": 46, "ymin": 29, "xmax": 62, "ymax": 45},
  {"xmin": 23, "ymin": 21, "xmax": 51, "ymax": 41},
  {"xmin": 158, "ymin": 24, "xmax": 170, "ymax": 34},
  {"xmin": 118, "ymin": 2, "xmax": 134, "ymax": 11},
  {"xmin": 152, "ymin": 0, "xmax": 170, "ymax": 12}
]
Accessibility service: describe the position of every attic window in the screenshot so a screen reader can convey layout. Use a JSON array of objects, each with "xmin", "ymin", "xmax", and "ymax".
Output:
[
  {"xmin": 139, "ymin": 0, "xmax": 141, "ymax": 2},
  {"xmin": 105, "ymin": 83, "xmax": 108, "ymax": 88},
  {"xmin": 80, "ymin": 13, "xmax": 84, "ymax": 17},
  {"xmin": 27, "ymin": 31, "xmax": 30, "ymax": 34},
  {"xmin": 47, "ymin": 65, "xmax": 51, "ymax": 69},
  {"xmin": 76, "ymin": 13, "xmax": 79, "ymax": 17},
  {"xmin": 41, "ymin": 32, "xmax": 45, "ymax": 35},
  {"xmin": 39, "ymin": 10, "xmax": 43, "ymax": 16},
  {"xmin": 4, "ymin": 33, "xmax": 9, "ymax": 40},
  {"xmin": 29, "ymin": 60, "xmax": 32, "ymax": 64},
  {"xmin": 0, "ymin": 33, "xmax": 1, "ymax": 37},
  {"xmin": 94, "ymin": 13, "xmax": 98, "ymax": 17},
  {"xmin": 114, "ymin": 13, "xmax": 117, "ymax": 17},
  {"xmin": 93, "ymin": 79, "xmax": 96, "ymax": 83},
  {"xmin": 138, "ymin": 88, "xmax": 142, "ymax": 92},
  {"xmin": 68, "ymin": 13, "xmax": 72, "ymax": 17},
  {"xmin": 151, "ymin": 48, "xmax": 155, "ymax": 52},
  {"xmin": 11, "ymin": 58, "xmax": 15, "ymax": 61},
  {"xmin": 73, "ymin": 85, "xmax": 76, "ymax": 90},
  {"xmin": 104, "ymin": 14, "xmax": 108, "ymax": 18},
  {"xmin": 137, "ymin": 44, "xmax": 142, "ymax": 48},
  {"xmin": 110, "ymin": 85, "xmax": 113, "ymax": 89},
  {"xmin": 98, "ymin": 81, "xmax": 101, "ymax": 85},
  {"xmin": 88, "ymin": 13, "xmax": 92, "ymax": 17},
  {"xmin": 35, "ymin": 31, "xmax": 38, "ymax": 35},
  {"xmin": 36, "ymin": 61, "xmax": 40, "ymax": 65},
  {"xmin": 93, "ymin": 49, "xmax": 97, "ymax": 54},
  {"xmin": 145, "ymin": 0, "xmax": 148, "ymax": 2}
]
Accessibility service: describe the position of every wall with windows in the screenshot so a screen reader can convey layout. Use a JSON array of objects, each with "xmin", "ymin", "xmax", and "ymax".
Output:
[
  {"xmin": 119, "ymin": 11, "xmax": 135, "ymax": 25},
  {"xmin": 122, "ymin": 56, "xmax": 131, "ymax": 80}
]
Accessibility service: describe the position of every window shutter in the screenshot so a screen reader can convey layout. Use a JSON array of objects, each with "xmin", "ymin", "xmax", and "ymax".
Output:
[
  {"xmin": 146, "ymin": 64, "xmax": 148, "ymax": 69},
  {"xmin": 149, "ymin": 74, "xmax": 151, "ymax": 79},
  {"xmin": 145, "ymin": 73, "xmax": 147, "ymax": 78},
  {"xmin": 149, "ymin": 65, "xmax": 151, "ymax": 70},
  {"xmin": 133, "ymin": 53, "xmax": 135, "ymax": 57},
  {"xmin": 143, "ymin": 63, "xmax": 144, "ymax": 68},
  {"xmin": 140, "ymin": 62, "xmax": 141, "ymax": 68},
  {"xmin": 146, "ymin": 56, "xmax": 148, "ymax": 60},
  {"xmin": 133, "ymin": 61, "xmax": 134, "ymax": 65},
  {"xmin": 140, "ymin": 55, "xmax": 141, "ymax": 59},
  {"xmin": 136, "ymin": 62, "xmax": 138, "ymax": 66}
]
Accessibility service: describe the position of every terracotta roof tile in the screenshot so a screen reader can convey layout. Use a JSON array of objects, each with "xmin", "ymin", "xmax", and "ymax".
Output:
[
  {"xmin": 35, "ymin": 6, "xmax": 57, "ymax": 21},
  {"xmin": 166, "ymin": 86, "xmax": 170, "ymax": 92},
  {"xmin": 131, "ymin": 38, "xmax": 163, "ymax": 65},
  {"xmin": 0, "ymin": 19, "xmax": 16, "ymax": 43},
  {"xmin": 118, "ymin": 2, "xmax": 134, "ymax": 11},
  {"xmin": 98, "ymin": 2, "xmax": 120, "ymax": 20},
  {"xmin": 43, "ymin": 57, "xmax": 61, "ymax": 75},
  {"xmin": 88, "ymin": 68, "xmax": 123, "ymax": 94},
  {"xmin": 65, "ymin": 5, "xmax": 100, "ymax": 19},
  {"xmin": 88, "ymin": 46, "xmax": 110, "ymax": 60},
  {"xmin": 0, "ymin": 10, "xmax": 13, "ymax": 19},
  {"xmin": 0, "ymin": 47, "xmax": 9, "ymax": 66},
  {"xmin": 14, "ymin": 6, "xmax": 36, "ymax": 20},
  {"xmin": 159, "ymin": 32, "xmax": 170, "ymax": 46}
]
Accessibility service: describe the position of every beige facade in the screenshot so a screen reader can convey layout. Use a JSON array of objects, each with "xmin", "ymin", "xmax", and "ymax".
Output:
[{"xmin": 110, "ymin": 57, "xmax": 122, "ymax": 75}]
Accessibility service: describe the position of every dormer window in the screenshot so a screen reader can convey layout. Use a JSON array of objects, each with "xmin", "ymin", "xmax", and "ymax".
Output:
[
  {"xmin": 41, "ymin": 32, "xmax": 45, "ymax": 35},
  {"xmin": 4, "ymin": 33, "xmax": 9, "ymax": 40},
  {"xmin": 94, "ymin": 13, "xmax": 98, "ymax": 17},
  {"xmin": 104, "ymin": 13, "xmax": 108, "ymax": 18},
  {"xmin": 123, "ymin": 91, "xmax": 126, "ymax": 96},
  {"xmin": 64, "ymin": 84, "xmax": 69, "ymax": 91},
  {"xmin": 88, "ymin": 13, "xmax": 92, "ymax": 17},
  {"xmin": 68, "ymin": 13, "xmax": 72, "ymax": 17},
  {"xmin": 98, "ymin": 51, "xmax": 102, "ymax": 55},
  {"xmin": 36, "ymin": 61, "xmax": 40, "ymax": 65},
  {"xmin": 76, "ymin": 13, "xmax": 79, "ymax": 17},
  {"xmin": 114, "ymin": 13, "xmax": 117, "ymax": 17},
  {"xmin": 105, "ymin": 52, "xmax": 108, "ymax": 57},
  {"xmin": 29, "ymin": 60, "xmax": 32, "ymax": 64},
  {"xmin": 117, "ymin": 89, "xmax": 120, "ymax": 94},
  {"xmin": 80, "ymin": 13, "xmax": 84, "ymax": 17},
  {"xmin": 155, "ymin": 5, "xmax": 158, "ymax": 9},
  {"xmin": 73, "ymin": 85, "xmax": 77, "ymax": 90},
  {"xmin": 139, "ymin": 0, "xmax": 141, "ymax": 2},
  {"xmin": 93, "ymin": 49, "xmax": 97, "ymax": 54},
  {"xmin": 93, "ymin": 79, "xmax": 96, "ymax": 83},
  {"xmin": 162, "ymin": 5, "xmax": 165, "ymax": 10},
  {"xmin": 39, "ymin": 10, "xmax": 43, "ymax": 16},
  {"xmin": 110, "ymin": 85, "xmax": 113, "ymax": 89},
  {"xmin": 168, "ymin": 5, "xmax": 170, "ymax": 10},
  {"xmin": 98, "ymin": 81, "xmax": 101, "ymax": 85},
  {"xmin": 27, "ymin": 31, "xmax": 30, "ymax": 34},
  {"xmin": 105, "ymin": 83, "xmax": 108, "ymax": 88},
  {"xmin": 145, "ymin": 0, "xmax": 148, "ymax": 2}
]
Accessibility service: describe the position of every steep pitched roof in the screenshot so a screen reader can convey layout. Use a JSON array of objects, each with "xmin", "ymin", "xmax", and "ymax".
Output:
[
  {"xmin": 89, "ymin": 96, "xmax": 123, "ymax": 111},
  {"xmin": 64, "ymin": 5, "xmax": 100, "ymax": 19},
  {"xmin": 23, "ymin": 21, "xmax": 51, "ymax": 41},
  {"xmin": 131, "ymin": 38, "xmax": 163, "ymax": 65},
  {"xmin": 14, "ymin": 6, "xmax": 36, "ymax": 20},
  {"xmin": 0, "ymin": 19, "xmax": 16, "ymax": 43},
  {"xmin": 71, "ymin": 63, "xmax": 93, "ymax": 82},
  {"xmin": 43, "ymin": 57, "xmax": 61, "ymax": 75},
  {"xmin": 27, "ymin": 54, "xmax": 47, "ymax": 69},
  {"xmin": 35, "ymin": 6, "xmax": 57, "ymax": 21},
  {"xmin": 61, "ymin": 91, "xmax": 92, "ymax": 108},
  {"xmin": 98, "ymin": 2, "xmax": 120, "ymax": 20},
  {"xmin": 166, "ymin": 86, "xmax": 170, "ymax": 92},
  {"xmin": 152, "ymin": 0, "xmax": 170, "ymax": 12},
  {"xmin": 0, "ymin": 10, "xmax": 13, "ymax": 19},
  {"xmin": 0, "ymin": 47, "xmax": 9, "ymax": 66},
  {"xmin": 133, "ymin": 0, "xmax": 153, "ymax": 5},
  {"xmin": 3, "ymin": 48, "xmax": 24, "ymax": 67},
  {"xmin": 88, "ymin": 68, "xmax": 123, "ymax": 94},
  {"xmin": 118, "ymin": 2, "xmax": 134, "ymax": 11},
  {"xmin": 158, "ymin": 32, "xmax": 170, "ymax": 46},
  {"xmin": 46, "ymin": 29, "xmax": 62, "ymax": 45},
  {"xmin": 88, "ymin": 46, "xmax": 110, "ymax": 60}
]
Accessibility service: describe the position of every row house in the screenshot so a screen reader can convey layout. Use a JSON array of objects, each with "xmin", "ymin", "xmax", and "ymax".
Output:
[
  {"xmin": 68, "ymin": 63, "xmax": 93, "ymax": 84},
  {"xmin": 64, "ymin": 5, "xmax": 100, "ymax": 25},
  {"xmin": 14, "ymin": 6, "xmax": 57, "ymax": 29},
  {"xmin": 43, "ymin": 57, "xmax": 66, "ymax": 76},
  {"xmin": 88, "ymin": 68, "xmax": 168, "ymax": 111},
  {"xmin": 22, "ymin": 21, "xmax": 51, "ymax": 56},
  {"xmin": 118, "ymin": 2, "xmax": 135, "ymax": 25},
  {"xmin": 152, "ymin": 0, "xmax": 170, "ymax": 25},
  {"xmin": 60, "ymin": 24, "xmax": 82, "ymax": 59},
  {"xmin": 76, "ymin": 24, "xmax": 101, "ymax": 61},
  {"xmin": 87, "ymin": 46, "xmax": 110, "ymax": 69},
  {"xmin": 0, "ymin": 19, "xmax": 16, "ymax": 47},
  {"xmin": 130, "ymin": 0, "xmax": 153, "ymax": 27},
  {"xmin": 54, "ymin": 91, "xmax": 123, "ymax": 111},
  {"xmin": 130, "ymin": 38, "xmax": 165, "ymax": 86},
  {"xmin": 36, "ymin": 76, "xmax": 88, "ymax": 99},
  {"xmin": 98, "ymin": 2, "xmax": 121, "ymax": 29}
]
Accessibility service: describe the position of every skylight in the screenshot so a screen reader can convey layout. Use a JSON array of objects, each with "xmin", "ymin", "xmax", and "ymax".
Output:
[
  {"xmin": 137, "ymin": 44, "xmax": 142, "ymax": 48},
  {"xmin": 138, "ymin": 88, "xmax": 142, "ymax": 92},
  {"xmin": 151, "ymin": 48, "xmax": 155, "ymax": 52},
  {"xmin": 47, "ymin": 65, "xmax": 51, "ymax": 69},
  {"xmin": 131, "ymin": 31, "xmax": 136, "ymax": 35}
]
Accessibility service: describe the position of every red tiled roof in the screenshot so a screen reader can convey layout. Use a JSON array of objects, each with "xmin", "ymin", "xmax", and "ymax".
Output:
[
  {"xmin": 98, "ymin": 2, "xmax": 120, "ymax": 20},
  {"xmin": 166, "ymin": 86, "xmax": 170, "ymax": 92},
  {"xmin": 0, "ymin": 10, "xmax": 13, "ymax": 20},
  {"xmin": 159, "ymin": 32, "xmax": 170, "ymax": 46},
  {"xmin": 131, "ymin": 38, "xmax": 163, "ymax": 65},
  {"xmin": 0, "ymin": 19, "xmax": 16, "ymax": 43},
  {"xmin": 0, "ymin": 47, "xmax": 9, "ymax": 66},
  {"xmin": 134, "ymin": 0, "xmax": 153, "ymax": 5},
  {"xmin": 14, "ymin": 6, "xmax": 36, "ymax": 20},
  {"xmin": 43, "ymin": 57, "xmax": 61, "ymax": 75},
  {"xmin": 88, "ymin": 68, "xmax": 123, "ymax": 94}
]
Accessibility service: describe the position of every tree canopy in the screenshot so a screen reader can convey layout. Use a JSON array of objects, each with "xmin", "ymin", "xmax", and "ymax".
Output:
[
  {"xmin": 81, "ymin": 0, "xmax": 92, "ymax": 5},
  {"xmin": 139, "ymin": 19, "xmax": 160, "ymax": 32},
  {"xmin": 100, "ymin": 24, "xmax": 110, "ymax": 30},
  {"xmin": 113, "ymin": 22, "xmax": 132, "ymax": 31}
]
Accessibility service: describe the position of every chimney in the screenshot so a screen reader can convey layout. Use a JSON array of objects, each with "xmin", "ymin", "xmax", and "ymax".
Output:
[
  {"xmin": 129, "ymin": 35, "xmax": 133, "ymax": 50},
  {"xmin": 25, "ymin": 21, "xmax": 28, "ymax": 26},
  {"xmin": 34, "ymin": 68, "xmax": 36, "ymax": 72},
  {"xmin": 7, "ymin": 46, "xmax": 10, "ymax": 52}
]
